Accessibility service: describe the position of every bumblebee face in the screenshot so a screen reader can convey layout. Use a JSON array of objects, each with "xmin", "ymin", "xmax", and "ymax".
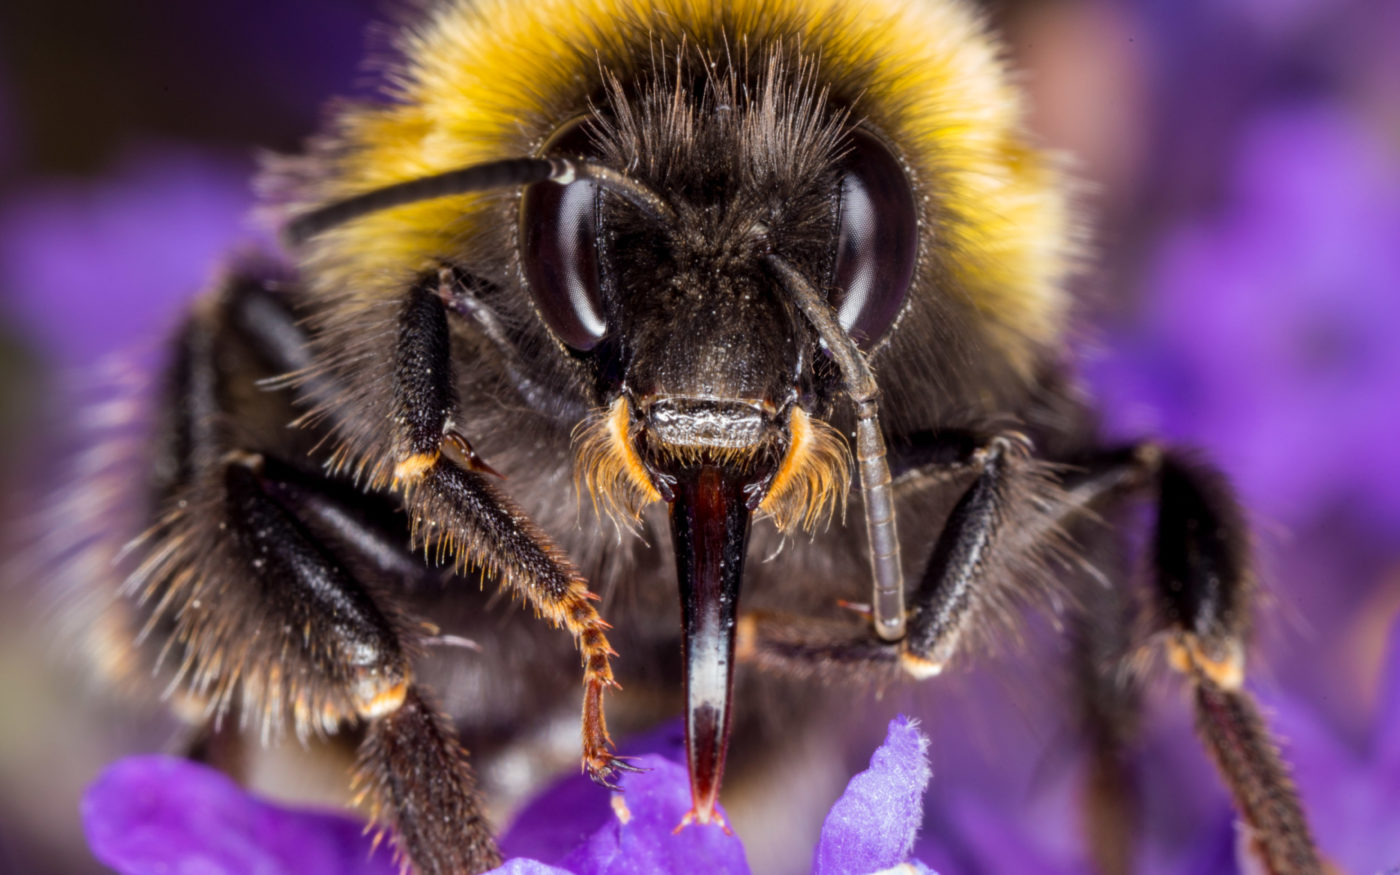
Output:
[
  {"xmin": 524, "ymin": 106, "xmax": 812, "ymax": 463},
  {"xmin": 522, "ymin": 70, "xmax": 919, "ymax": 523}
]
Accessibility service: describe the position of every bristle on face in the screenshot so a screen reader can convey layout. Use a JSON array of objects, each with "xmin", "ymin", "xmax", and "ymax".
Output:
[
  {"xmin": 575, "ymin": 398, "xmax": 850, "ymax": 534},
  {"xmin": 574, "ymin": 397, "xmax": 662, "ymax": 529},
  {"xmin": 759, "ymin": 407, "xmax": 850, "ymax": 533}
]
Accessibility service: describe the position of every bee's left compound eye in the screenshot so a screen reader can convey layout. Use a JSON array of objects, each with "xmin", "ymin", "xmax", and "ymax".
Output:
[
  {"xmin": 521, "ymin": 121, "xmax": 607, "ymax": 352},
  {"xmin": 830, "ymin": 129, "xmax": 919, "ymax": 349}
]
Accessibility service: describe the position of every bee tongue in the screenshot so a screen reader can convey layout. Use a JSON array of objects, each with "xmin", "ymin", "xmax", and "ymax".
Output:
[{"xmin": 668, "ymin": 462, "xmax": 755, "ymax": 829}]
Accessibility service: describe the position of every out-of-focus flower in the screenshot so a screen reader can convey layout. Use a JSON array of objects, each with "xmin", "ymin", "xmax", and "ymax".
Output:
[
  {"xmin": 83, "ymin": 717, "xmax": 937, "ymax": 875},
  {"xmin": 1088, "ymin": 105, "xmax": 1400, "ymax": 530},
  {"xmin": 1272, "ymin": 613, "xmax": 1400, "ymax": 873},
  {"xmin": 910, "ymin": 704, "xmax": 1241, "ymax": 875},
  {"xmin": 0, "ymin": 147, "xmax": 254, "ymax": 370},
  {"xmin": 83, "ymin": 756, "xmax": 395, "ymax": 875}
]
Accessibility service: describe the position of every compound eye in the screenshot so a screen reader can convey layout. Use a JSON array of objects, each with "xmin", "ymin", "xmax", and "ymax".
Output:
[
  {"xmin": 521, "ymin": 120, "xmax": 606, "ymax": 351},
  {"xmin": 831, "ymin": 129, "xmax": 919, "ymax": 349}
]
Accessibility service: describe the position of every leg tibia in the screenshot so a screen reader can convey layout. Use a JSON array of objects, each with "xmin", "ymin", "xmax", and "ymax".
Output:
[
  {"xmin": 1146, "ymin": 452, "xmax": 1320, "ymax": 873},
  {"xmin": 134, "ymin": 453, "xmax": 411, "ymax": 738},
  {"xmin": 901, "ymin": 435, "xmax": 1025, "ymax": 674},
  {"xmin": 1154, "ymin": 452, "xmax": 1252, "ymax": 689},
  {"xmin": 356, "ymin": 686, "xmax": 501, "ymax": 875},
  {"xmin": 1194, "ymin": 684, "xmax": 1319, "ymax": 874},
  {"xmin": 394, "ymin": 273, "xmax": 458, "ymax": 465}
]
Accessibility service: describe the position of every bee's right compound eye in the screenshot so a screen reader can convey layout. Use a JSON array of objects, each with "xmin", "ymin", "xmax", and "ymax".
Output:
[
  {"xmin": 521, "ymin": 120, "xmax": 607, "ymax": 352},
  {"xmin": 830, "ymin": 128, "xmax": 919, "ymax": 349}
]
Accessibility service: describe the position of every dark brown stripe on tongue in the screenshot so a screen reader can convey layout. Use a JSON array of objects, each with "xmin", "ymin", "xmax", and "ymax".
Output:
[{"xmin": 669, "ymin": 463, "xmax": 753, "ymax": 829}]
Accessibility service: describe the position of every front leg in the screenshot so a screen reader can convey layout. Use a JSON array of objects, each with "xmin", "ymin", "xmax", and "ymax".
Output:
[
  {"xmin": 380, "ymin": 271, "xmax": 631, "ymax": 786},
  {"xmin": 899, "ymin": 434, "xmax": 1045, "ymax": 677},
  {"xmin": 391, "ymin": 269, "xmax": 494, "ymax": 480},
  {"xmin": 741, "ymin": 431, "xmax": 1086, "ymax": 684}
]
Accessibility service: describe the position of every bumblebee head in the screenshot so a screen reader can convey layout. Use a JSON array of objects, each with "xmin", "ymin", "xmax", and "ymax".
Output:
[
  {"xmin": 509, "ymin": 71, "xmax": 921, "ymax": 824},
  {"xmin": 518, "ymin": 66, "xmax": 919, "ymax": 534}
]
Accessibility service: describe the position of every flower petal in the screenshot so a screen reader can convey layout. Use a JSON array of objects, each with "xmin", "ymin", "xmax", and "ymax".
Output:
[
  {"xmin": 813, "ymin": 716, "xmax": 932, "ymax": 875},
  {"xmin": 487, "ymin": 860, "xmax": 577, "ymax": 875},
  {"xmin": 83, "ymin": 755, "xmax": 394, "ymax": 875},
  {"xmin": 559, "ymin": 754, "xmax": 750, "ymax": 875},
  {"xmin": 499, "ymin": 720, "xmax": 687, "ymax": 865}
]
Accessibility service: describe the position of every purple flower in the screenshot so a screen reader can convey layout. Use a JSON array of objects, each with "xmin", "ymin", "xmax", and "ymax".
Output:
[
  {"xmin": 500, "ymin": 752, "xmax": 751, "ymax": 875},
  {"xmin": 1270, "ymin": 612, "xmax": 1400, "ymax": 873},
  {"xmin": 812, "ymin": 717, "xmax": 932, "ymax": 875},
  {"xmin": 0, "ymin": 147, "xmax": 255, "ymax": 370},
  {"xmin": 82, "ymin": 756, "xmax": 395, "ymax": 875},
  {"xmin": 83, "ymin": 718, "xmax": 936, "ymax": 875},
  {"xmin": 1087, "ymin": 105, "xmax": 1400, "ymax": 530}
]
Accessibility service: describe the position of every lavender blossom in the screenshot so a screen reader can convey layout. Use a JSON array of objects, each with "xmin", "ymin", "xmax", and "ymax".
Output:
[
  {"xmin": 1271, "ymin": 614, "xmax": 1400, "ymax": 873},
  {"xmin": 83, "ymin": 756, "xmax": 395, "ymax": 875},
  {"xmin": 0, "ymin": 148, "xmax": 254, "ymax": 370},
  {"xmin": 1087, "ymin": 106, "xmax": 1400, "ymax": 529},
  {"xmin": 83, "ymin": 717, "xmax": 938, "ymax": 875},
  {"xmin": 812, "ymin": 716, "xmax": 932, "ymax": 875}
]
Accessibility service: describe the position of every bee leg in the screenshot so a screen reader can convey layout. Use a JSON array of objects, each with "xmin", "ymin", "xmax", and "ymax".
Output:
[
  {"xmin": 391, "ymin": 270, "xmax": 491, "ymax": 477},
  {"xmin": 1002, "ymin": 445, "xmax": 1320, "ymax": 873},
  {"xmin": 740, "ymin": 431, "xmax": 1076, "ymax": 682},
  {"xmin": 192, "ymin": 275, "xmax": 436, "ymax": 583},
  {"xmin": 1143, "ymin": 451, "xmax": 1321, "ymax": 875},
  {"xmin": 895, "ymin": 433, "xmax": 1047, "ymax": 678},
  {"xmin": 130, "ymin": 279, "xmax": 503, "ymax": 874},
  {"xmin": 230, "ymin": 455, "xmax": 500, "ymax": 873},
  {"xmin": 254, "ymin": 453, "xmax": 436, "ymax": 585},
  {"xmin": 436, "ymin": 268, "xmax": 590, "ymax": 420},
  {"xmin": 1059, "ymin": 447, "xmax": 1154, "ymax": 875},
  {"xmin": 150, "ymin": 451, "xmax": 501, "ymax": 874},
  {"xmin": 739, "ymin": 438, "xmax": 1150, "ymax": 679},
  {"xmin": 396, "ymin": 454, "xmax": 631, "ymax": 787},
  {"xmin": 739, "ymin": 440, "xmax": 1321, "ymax": 871},
  {"xmin": 356, "ymin": 685, "xmax": 501, "ymax": 873},
  {"xmin": 386, "ymin": 273, "xmax": 629, "ymax": 787}
]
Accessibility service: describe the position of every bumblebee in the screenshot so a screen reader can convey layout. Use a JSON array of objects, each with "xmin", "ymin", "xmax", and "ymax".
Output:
[{"xmin": 83, "ymin": 0, "xmax": 1321, "ymax": 871}]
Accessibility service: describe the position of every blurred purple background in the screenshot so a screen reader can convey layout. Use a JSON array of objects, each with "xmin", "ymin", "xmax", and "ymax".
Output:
[{"xmin": 1, "ymin": 0, "xmax": 1397, "ymax": 873}]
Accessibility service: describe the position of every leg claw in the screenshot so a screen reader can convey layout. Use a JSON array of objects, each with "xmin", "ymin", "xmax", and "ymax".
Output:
[
  {"xmin": 585, "ymin": 751, "xmax": 647, "ymax": 790},
  {"xmin": 444, "ymin": 430, "xmax": 505, "ymax": 480}
]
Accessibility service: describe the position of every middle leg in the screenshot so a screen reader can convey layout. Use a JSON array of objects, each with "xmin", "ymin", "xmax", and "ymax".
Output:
[{"xmin": 740, "ymin": 431, "xmax": 1115, "ymax": 682}]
